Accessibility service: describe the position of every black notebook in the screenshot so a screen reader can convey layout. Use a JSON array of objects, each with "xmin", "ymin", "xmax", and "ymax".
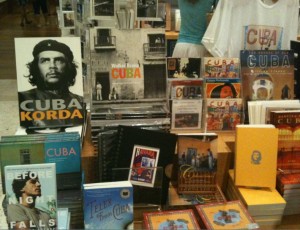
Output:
[{"xmin": 112, "ymin": 125, "xmax": 177, "ymax": 205}]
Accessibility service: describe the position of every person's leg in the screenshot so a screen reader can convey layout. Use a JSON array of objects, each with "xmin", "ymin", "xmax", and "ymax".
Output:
[
  {"xmin": 40, "ymin": 0, "xmax": 49, "ymax": 25},
  {"xmin": 32, "ymin": 0, "xmax": 41, "ymax": 27}
]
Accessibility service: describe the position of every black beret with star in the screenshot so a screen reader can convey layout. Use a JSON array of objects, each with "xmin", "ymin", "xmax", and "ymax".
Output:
[{"xmin": 32, "ymin": 39, "xmax": 74, "ymax": 61}]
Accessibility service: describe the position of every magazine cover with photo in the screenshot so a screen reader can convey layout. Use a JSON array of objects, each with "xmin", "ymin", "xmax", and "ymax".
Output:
[
  {"xmin": 15, "ymin": 37, "xmax": 84, "ymax": 130},
  {"xmin": 129, "ymin": 145, "xmax": 160, "ymax": 187},
  {"xmin": 4, "ymin": 163, "xmax": 57, "ymax": 230},
  {"xmin": 167, "ymin": 57, "xmax": 201, "ymax": 79}
]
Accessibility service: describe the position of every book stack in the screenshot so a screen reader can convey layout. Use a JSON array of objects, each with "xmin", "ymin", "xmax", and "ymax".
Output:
[
  {"xmin": 0, "ymin": 132, "xmax": 82, "ymax": 191},
  {"xmin": 276, "ymin": 172, "xmax": 300, "ymax": 215},
  {"xmin": 269, "ymin": 110, "xmax": 300, "ymax": 215},
  {"xmin": 57, "ymin": 189, "xmax": 84, "ymax": 228},
  {"xmin": 226, "ymin": 170, "xmax": 286, "ymax": 227}
]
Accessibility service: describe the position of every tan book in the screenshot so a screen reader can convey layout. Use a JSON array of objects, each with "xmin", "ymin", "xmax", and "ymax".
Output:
[{"xmin": 234, "ymin": 124, "xmax": 278, "ymax": 188}]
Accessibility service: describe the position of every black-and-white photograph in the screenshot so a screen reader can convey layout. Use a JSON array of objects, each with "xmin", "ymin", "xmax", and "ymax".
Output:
[
  {"xmin": 15, "ymin": 37, "xmax": 84, "ymax": 128},
  {"xmin": 93, "ymin": 0, "xmax": 115, "ymax": 17},
  {"xmin": 137, "ymin": 0, "xmax": 158, "ymax": 19},
  {"xmin": 62, "ymin": 11, "xmax": 75, "ymax": 28}
]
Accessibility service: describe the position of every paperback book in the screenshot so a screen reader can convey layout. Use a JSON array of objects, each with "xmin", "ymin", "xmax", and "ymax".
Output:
[
  {"xmin": 15, "ymin": 37, "xmax": 84, "ymax": 129},
  {"xmin": 168, "ymin": 79, "xmax": 203, "ymax": 100},
  {"xmin": 0, "ymin": 132, "xmax": 82, "ymax": 192},
  {"xmin": 203, "ymin": 57, "xmax": 240, "ymax": 78},
  {"xmin": 4, "ymin": 163, "xmax": 57, "ymax": 230},
  {"xmin": 205, "ymin": 78, "xmax": 241, "ymax": 99},
  {"xmin": 205, "ymin": 98, "xmax": 243, "ymax": 132},
  {"xmin": 143, "ymin": 209, "xmax": 200, "ymax": 230},
  {"xmin": 240, "ymin": 50, "xmax": 294, "ymax": 101},
  {"xmin": 171, "ymin": 99, "xmax": 203, "ymax": 131},
  {"xmin": 167, "ymin": 57, "xmax": 201, "ymax": 79},
  {"xmin": 128, "ymin": 145, "xmax": 160, "ymax": 187},
  {"xmin": 83, "ymin": 181, "xmax": 133, "ymax": 229}
]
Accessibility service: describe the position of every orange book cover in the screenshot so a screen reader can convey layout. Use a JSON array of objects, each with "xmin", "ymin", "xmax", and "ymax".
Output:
[
  {"xmin": 195, "ymin": 200, "xmax": 257, "ymax": 229},
  {"xmin": 143, "ymin": 209, "xmax": 201, "ymax": 230},
  {"xmin": 234, "ymin": 125, "xmax": 278, "ymax": 188}
]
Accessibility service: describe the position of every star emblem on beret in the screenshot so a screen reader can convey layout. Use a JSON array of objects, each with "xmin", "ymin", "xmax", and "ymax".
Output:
[{"xmin": 47, "ymin": 43, "xmax": 52, "ymax": 47}]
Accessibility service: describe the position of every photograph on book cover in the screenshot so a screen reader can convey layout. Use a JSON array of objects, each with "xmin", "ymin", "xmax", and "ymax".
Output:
[
  {"xmin": 15, "ymin": 37, "xmax": 84, "ymax": 129},
  {"xmin": 205, "ymin": 78, "xmax": 241, "ymax": 99},
  {"xmin": 4, "ymin": 163, "xmax": 57, "ymax": 230},
  {"xmin": 171, "ymin": 99, "xmax": 203, "ymax": 130},
  {"xmin": 205, "ymin": 98, "xmax": 243, "ymax": 132},
  {"xmin": 129, "ymin": 145, "xmax": 160, "ymax": 187},
  {"xmin": 90, "ymin": 26, "xmax": 166, "ymax": 103},
  {"xmin": 167, "ymin": 57, "xmax": 201, "ymax": 79},
  {"xmin": 203, "ymin": 57, "xmax": 240, "ymax": 78},
  {"xmin": 240, "ymin": 50, "xmax": 294, "ymax": 102}
]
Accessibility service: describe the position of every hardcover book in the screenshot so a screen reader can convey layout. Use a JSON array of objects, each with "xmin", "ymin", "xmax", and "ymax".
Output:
[
  {"xmin": 171, "ymin": 99, "xmax": 203, "ymax": 131},
  {"xmin": 203, "ymin": 57, "xmax": 240, "ymax": 78},
  {"xmin": 143, "ymin": 209, "xmax": 200, "ymax": 230},
  {"xmin": 167, "ymin": 57, "xmax": 201, "ymax": 79},
  {"xmin": 15, "ymin": 37, "xmax": 84, "ymax": 129},
  {"xmin": 240, "ymin": 50, "xmax": 294, "ymax": 102},
  {"xmin": 129, "ymin": 145, "xmax": 160, "ymax": 187},
  {"xmin": 4, "ymin": 163, "xmax": 57, "ymax": 229},
  {"xmin": 176, "ymin": 133, "xmax": 218, "ymax": 194},
  {"xmin": 269, "ymin": 110, "xmax": 300, "ymax": 172},
  {"xmin": 83, "ymin": 181, "xmax": 133, "ymax": 229},
  {"xmin": 205, "ymin": 98, "xmax": 243, "ymax": 132},
  {"xmin": 112, "ymin": 125, "xmax": 177, "ymax": 205},
  {"xmin": 0, "ymin": 132, "xmax": 82, "ymax": 192},
  {"xmin": 235, "ymin": 124, "xmax": 278, "ymax": 188},
  {"xmin": 195, "ymin": 200, "xmax": 257, "ymax": 229}
]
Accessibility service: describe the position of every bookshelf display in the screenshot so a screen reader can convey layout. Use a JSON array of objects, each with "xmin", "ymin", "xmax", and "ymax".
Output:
[{"xmin": 2, "ymin": 0, "xmax": 300, "ymax": 229}]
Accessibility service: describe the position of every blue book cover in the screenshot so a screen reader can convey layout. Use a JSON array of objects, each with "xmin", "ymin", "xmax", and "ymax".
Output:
[
  {"xmin": 44, "ymin": 138, "xmax": 81, "ymax": 174},
  {"xmin": 4, "ymin": 163, "xmax": 57, "ymax": 229},
  {"xmin": 83, "ymin": 181, "xmax": 133, "ymax": 229}
]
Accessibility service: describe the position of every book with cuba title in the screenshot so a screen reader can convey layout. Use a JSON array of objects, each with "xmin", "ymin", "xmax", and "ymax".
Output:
[
  {"xmin": 83, "ymin": 181, "xmax": 134, "ymax": 229},
  {"xmin": 4, "ymin": 163, "xmax": 57, "ymax": 230},
  {"xmin": 15, "ymin": 37, "xmax": 84, "ymax": 129}
]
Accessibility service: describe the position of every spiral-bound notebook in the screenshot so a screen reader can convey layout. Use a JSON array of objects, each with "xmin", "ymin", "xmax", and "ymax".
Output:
[{"xmin": 112, "ymin": 125, "xmax": 177, "ymax": 205}]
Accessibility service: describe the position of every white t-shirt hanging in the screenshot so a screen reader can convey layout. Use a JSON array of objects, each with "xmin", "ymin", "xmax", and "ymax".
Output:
[{"xmin": 202, "ymin": 0, "xmax": 299, "ymax": 58}]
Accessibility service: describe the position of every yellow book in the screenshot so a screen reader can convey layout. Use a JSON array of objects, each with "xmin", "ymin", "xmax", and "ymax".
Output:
[
  {"xmin": 228, "ymin": 170, "xmax": 286, "ymax": 216},
  {"xmin": 234, "ymin": 124, "xmax": 278, "ymax": 188}
]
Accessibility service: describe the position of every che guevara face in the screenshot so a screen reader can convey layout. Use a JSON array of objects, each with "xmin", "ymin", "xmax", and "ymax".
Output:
[{"xmin": 37, "ymin": 50, "xmax": 67, "ymax": 87}]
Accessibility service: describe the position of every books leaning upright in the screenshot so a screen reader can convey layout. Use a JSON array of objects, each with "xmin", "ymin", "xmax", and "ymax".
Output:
[
  {"xmin": 4, "ymin": 163, "xmax": 57, "ymax": 229},
  {"xmin": 83, "ymin": 181, "xmax": 133, "ymax": 229}
]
